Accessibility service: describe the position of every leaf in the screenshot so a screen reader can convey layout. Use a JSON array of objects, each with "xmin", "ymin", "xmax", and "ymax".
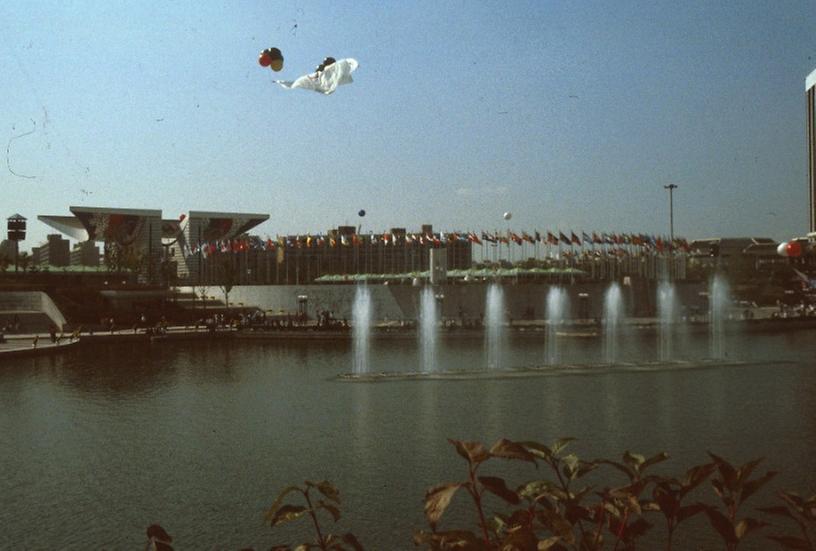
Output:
[
  {"xmin": 551, "ymin": 437, "xmax": 576, "ymax": 456},
  {"xmin": 623, "ymin": 451, "xmax": 646, "ymax": 470},
  {"xmin": 596, "ymin": 459, "xmax": 634, "ymax": 480},
  {"xmin": 536, "ymin": 508, "xmax": 576, "ymax": 544},
  {"xmin": 705, "ymin": 507, "xmax": 737, "ymax": 544},
  {"xmin": 766, "ymin": 535, "xmax": 813, "ymax": 550},
  {"xmin": 575, "ymin": 461, "xmax": 598, "ymax": 479},
  {"xmin": 757, "ymin": 505, "xmax": 796, "ymax": 520},
  {"xmin": 314, "ymin": 480, "xmax": 341, "ymax": 504},
  {"xmin": 677, "ymin": 503, "xmax": 707, "ymax": 523},
  {"xmin": 641, "ymin": 452, "xmax": 670, "ymax": 472},
  {"xmin": 424, "ymin": 483, "xmax": 463, "ymax": 528},
  {"xmin": 562, "ymin": 454, "xmax": 579, "ymax": 473},
  {"xmin": 708, "ymin": 452, "xmax": 738, "ymax": 491},
  {"xmin": 265, "ymin": 486, "xmax": 303, "ymax": 522},
  {"xmin": 478, "ymin": 476, "xmax": 520, "ymax": 505},
  {"xmin": 449, "ymin": 439, "xmax": 490, "ymax": 465},
  {"xmin": 268, "ymin": 504, "xmax": 308, "ymax": 527},
  {"xmin": 537, "ymin": 536, "xmax": 560, "ymax": 550},
  {"xmin": 682, "ymin": 463, "xmax": 716, "ymax": 494},
  {"xmin": 340, "ymin": 532, "xmax": 364, "ymax": 551},
  {"xmin": 621, "ymin": 517, "xmax": 652, "ymax": 541},
  {"xmin": 734, "ymin": 517, "xmax": 767, "ymax": 540},
  {"xmin": 413, "ymin": 529, "xmax": 487, "ymax": 550},
  {"xmin": 489, "ymin": 438, "xmax": 537, "ymax": 464},
  {"xmin": 740, "ymin": 471, "xmax": 777, "ymax": 505},
  {"xmin": 737, "ymin": 458, "xmax": 764, "ymax": 485},
  {"xmin": 317, "ymin": 500, "xmax": 341, "ymax": 522},
  {"xmin": 521, "ymin": 441, "xmax": 554, "ymax": 461},
  {"xmin": 518, "ymin": 480, "xmax": 562, "ymax": 502},
  {"xmin": 653, "ymin": 485, "xmax": 679, "ymax": 518}
]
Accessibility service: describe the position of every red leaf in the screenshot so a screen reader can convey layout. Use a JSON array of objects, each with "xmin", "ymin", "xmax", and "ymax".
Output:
[
  {"xmin": 705, "ymin": 507, "xmax": 737, "ymax": 544},
  {"xmin": 489, "ymin": 438, "xmax": 537, "ymax": 464},
  {"xmin": 478, "ymin": 475, "xmax": 520, "ymax": 505},
  {"xmin": 424, "ymin": 483, "xmax": 463, "ymax": 528},
  {"xmin": 449, "ymin": 439, "xmax": 490, "ymax": 465}
]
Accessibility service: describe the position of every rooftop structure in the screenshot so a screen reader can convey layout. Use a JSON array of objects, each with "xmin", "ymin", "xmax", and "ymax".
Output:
[{"xmin": 39, "ymin": 207, "xmax": 269, "ymax": 283}]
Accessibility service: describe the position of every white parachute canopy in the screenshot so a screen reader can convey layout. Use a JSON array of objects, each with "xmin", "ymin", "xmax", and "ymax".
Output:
[{"xmin": 275, "ymin": 58, "xmax": 359, "ymax": 95}]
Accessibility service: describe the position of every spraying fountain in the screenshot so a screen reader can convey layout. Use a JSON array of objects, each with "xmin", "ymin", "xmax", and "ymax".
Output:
[
  {"xmin": 657, "ymin": 281, "xmax": 677, "ymax": 362},
  {"xmin": 604, "ymin": 282, "xmax": 623, "ymax": 364},
  {"xmin": 485, "ymin": 283, "xmax": 505, "ymax": 369},
  {"xmin": 352, "ymin": 285, "xmax": 372, "ymax": 374},
  {"xmin": 419, "ymin": 286, "xmax": 439, "ymax": 373},
  {"xmin": 546, "ymin": 286, "xmax": 568, "ymax": 366},
  {"xmin": 709, "ymin": 275, "xmax": 729, "ymax": 360}
]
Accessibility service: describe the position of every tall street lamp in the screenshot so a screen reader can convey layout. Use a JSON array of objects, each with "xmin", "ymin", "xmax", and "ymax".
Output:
[{"xmin": 664, "ymin": 184, "xmax": 678, "ymax": 249}]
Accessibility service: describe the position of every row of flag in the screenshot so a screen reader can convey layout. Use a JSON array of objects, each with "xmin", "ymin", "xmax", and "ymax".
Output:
[{"xmin": 186, "ymin": 231, "xmax": 690, "ymax": 257}]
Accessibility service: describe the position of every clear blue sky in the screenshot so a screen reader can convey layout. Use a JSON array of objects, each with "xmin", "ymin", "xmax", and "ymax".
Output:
[{"xmin": 2, "ymin": 0, "xmax": 815, "ymax": 248}]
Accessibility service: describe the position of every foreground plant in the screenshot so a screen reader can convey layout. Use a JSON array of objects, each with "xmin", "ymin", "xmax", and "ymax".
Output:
[
  {"xmin": 143, "ymin": 438, "xmax": 815, "ymax": 550},
  {"xmin": 264, "ymin": 480, "xmax": 362, "ymax": 551},
  {"xmin": 413, "ymin": 438, "xmax": 795, "ymax": 550}
]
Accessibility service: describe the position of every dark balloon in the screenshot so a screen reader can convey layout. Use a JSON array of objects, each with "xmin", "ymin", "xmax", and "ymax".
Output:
[
  {"xmin": 358, "ymin": 209, "xmax": 366, "ymax": 217},
  {"xmin": 259, "ymin": 47, "xmax": 284, "ymax": 71}
]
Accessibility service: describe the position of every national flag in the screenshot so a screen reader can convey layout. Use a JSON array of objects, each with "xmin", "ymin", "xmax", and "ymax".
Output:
[
  {"xmin": 570, "ymin": 232, "xmax": 580, "ymax": 245},
  {"xmin": 559, "ymin": 232, "xmax": 571, "ymax": 245},
  {"xmin": 593, "ymin": 232, "xmax": 603, "ymax": 244},
  {"xmin": 469, "ymin": 232, "xmax": 482, "ymax": 245},
  {"xmin": 582, "ymin": 232, "xmax": 592, "ymax": 245},
  {"xmin": 534, "ymin": 231, "xmax": 541, "ymax": 242},
  {"xmin": 522, "ymin": 231, "xmax": 535, "ymax": 244}
]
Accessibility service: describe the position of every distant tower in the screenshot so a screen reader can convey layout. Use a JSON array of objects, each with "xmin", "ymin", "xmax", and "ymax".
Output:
[{"xmin": 808, "ymin": 68, "xmax": 816, "ymax": 232}]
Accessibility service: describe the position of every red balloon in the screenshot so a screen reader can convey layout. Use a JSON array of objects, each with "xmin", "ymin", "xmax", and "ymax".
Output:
[
  {"xmin": 786, "ymin": 240, "xmax": 802, "ymax": 257},
  {"xmin": 258, "ymin": 53, "xmax": 271, "ymax": 67},
  {"xmin": 179, "ymin": 214, "xmax": 186, "ymax": 222}
]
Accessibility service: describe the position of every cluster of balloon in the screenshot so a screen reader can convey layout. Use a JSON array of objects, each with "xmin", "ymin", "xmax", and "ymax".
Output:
[
  {"xmin": 503, "ymin": 212, "xmax": 512, "ymax": 221},
  {"xmin": 358, "ymin": 209, "xmax": 366, "ymax": 217},
  {"xmin": 258, "ymin": 48, "xmax": 284, "ymax": 72},
  {"xmin": 316, "ymin": 56, "xmax": 336, "ymax": 73},
  {"xmin": 777, "ymin": 240, "xmax": 803, "ymax": 257}
]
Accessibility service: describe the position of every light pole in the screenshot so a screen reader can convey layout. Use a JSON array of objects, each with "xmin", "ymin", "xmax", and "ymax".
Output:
[{"xmin": 663, "ymin": 184, "xmax": 677, "ymax": 249}]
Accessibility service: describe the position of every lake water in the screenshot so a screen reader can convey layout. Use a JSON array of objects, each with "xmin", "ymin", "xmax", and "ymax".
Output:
[{"xmin": 1, "ymin": 327, "xmax": 815, "ymax": 549}]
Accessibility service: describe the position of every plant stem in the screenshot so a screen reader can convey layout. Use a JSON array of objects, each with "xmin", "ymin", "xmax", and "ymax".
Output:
[
  {"xmin": 467, "ymin": 465, "xmax": 492, "ymax": 546},
  {"xmin": 303, "ymin": 489, "xmax": 327, "ymax": 550}
]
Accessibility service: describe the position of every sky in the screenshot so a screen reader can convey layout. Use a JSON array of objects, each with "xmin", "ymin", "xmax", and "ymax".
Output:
[{"xmin": 1, "ymin": 0, "xmax": 815, "ymax": 249}]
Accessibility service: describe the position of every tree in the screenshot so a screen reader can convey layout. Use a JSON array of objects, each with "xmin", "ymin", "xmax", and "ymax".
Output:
[
  {"xmin": 217, "ymin": 254, "xmax": 238, "ymax": 308},
  {"xmin": 17, "ymin": 251, "xmax": 31, "ymax": 273}
]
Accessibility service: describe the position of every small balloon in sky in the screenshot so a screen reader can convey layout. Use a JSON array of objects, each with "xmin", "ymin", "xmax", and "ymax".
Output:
[
  {"xmin": 258, "ymin": 47, "xmax": 284, "ymax": 72},
  {"xmin": 358, "ymin": 209, "xmax": 366, "ymax": 217},
  {"xmin": 275, "ymin": 58, "xmax": 359, "ymax": 95},
  {"xmin": 503, "ymin": 212, "xmax": 512, "ymax": 221}
]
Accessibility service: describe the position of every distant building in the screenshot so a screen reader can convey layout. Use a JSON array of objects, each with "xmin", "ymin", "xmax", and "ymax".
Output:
[
  {"xmin": 32, "ymin": 234, "xmax": 70, "ymax": 267},
  {"xmin": 688, "ymin": 237, "xmax": 785, "ymax": 276},
  {"xmin": 0, "ymin": 239, "xmax": 17, "ymax": 262},
  {"xmin": 70, "ymin": 241, "xmax": 100, "ymax": 267},
  {"xmin": 40, "ymin": 207, "xmax": 269, "ymax": 284}
]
